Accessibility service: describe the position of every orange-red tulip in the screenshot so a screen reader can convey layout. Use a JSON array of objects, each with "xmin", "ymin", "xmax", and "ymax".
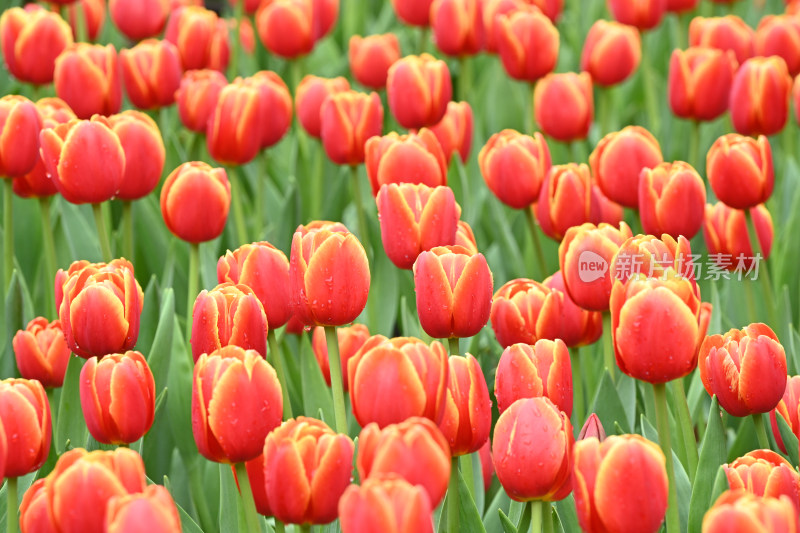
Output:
[
  {"xmin": 349, "ymin": 34, "xmax": 401, "ymax": 90},
  {"xmin": 689, "ymin": 15, "xmax": 754, "ymax": 65},
  {"xmin": 730, "ymin": 56, "xmax": 792, "ymax": 137},
  {"xmin": 755, "ymin": 15, "xmax": 800, "ymax": 76},
  {"xmin": 707, "ymin": 134, "xmax": 773, "ymax": 210},
  {"xmin": 666, "ymin": 0, "xmax": 698, "ymax": 11},
  {"xmin": 63, "ymin": 0, "xmax": 105, "ymax": 42},
  {"xmin": 610, "ymin": 233, "xmax": 696, "ymax": 287},
  {"xmin": 311, "ymin": 323, "xmax": 370, "ymax": 391},
  {"xmin": 455, "ymin": 220, "xmax": 478, "ymax": 254},
  {"xmin": 703, "ymin": 202, "xmax": 774, "ymax": 272},
  {"xmin": 263, "ymin": 417, "xmax": 354, "ymax": 525},
  {"xmin": 438, "ymin": 354, "xmax": 492, "ymax": 456},
  {"xmin": 320, "ymin": 90, "xmax": 383, "ymax": 165},
  {"xmin": 289, "ymin": 226, "xmax": 370, "ymax": 326},
  {"xmin": 0, "ymin": 95, "xmax": 41, "ymax": 178},
  {"xmin": 391, "ymin": 0, "xmax": 434, "ymax": 26},
  {"xmin": 80, "ymin": 350, "xmax": 155, "ymax": 445},
  {"xmin": 160, "ymin": 161, "xmax": 230, "ymax": 243},
  {"xmin": 104, "ymin": 485, "xmax": 181, "ymax": 533},
  {"xmin": 193, "ymin": 346, "xmax": 283, "ymax": 463},
  {"xmin": 639, "ymin": 161, "xmax": 706, "ymax": 240},
  {"xmin": 242, "ymin": 452, "xmax": 271, "ymax": 516},
  {"xmin": 492, "ymin": 397, "xmax": 573, "ymax": 502},
  {"xmin": 542, "ymin": 271, "xmax": 603, "ymax": 347},
  {"xmin": 54, "ymin": 43, "xmax": 121, "ymax": 119},
  {"xmin": 771, "ymin": 376, "xmax": 800, "ymax": 455},
  {"xmin": 491, "ymin": 278, "xmax": 552, "ymax": 347},
  {"xmin": 108, "ymin": 110, "xmax": 165, "ymax": 200},
  {"xmin": 0, "ymin": 378, "xmax": 51, "ymax": 477},
  {"xmin": 702, "ymin": 490, "xmax": 799, "ymax": 533},
  {"xmin": 700, "ymin": 324, "xmax": 787, "ymax": 417},
  {"xmin": 431, "ymin": 0, "xmax": 484, "ymax": 56},
  {"xmin": 482, "ymin": 0, "xmax": 524, "ymax": 54},
  {"xmin": 366, "ymin": 129, "xmax": 448, "ymax": 196},
  {"xmin": 339, "ymin": 477, "xmax": 434, "ymax": 533},
  {"xmin": 607, "ymin": 0, "xmax": 666, "ymax": 31},
  {"xmin": 358, "ymin": 417, "xmax": 451, "ymax": 506},
  {"xmin": 0, "ymin": 6, "xmax": 73, "ymax": 85},
  {"xmin": 429, "ymin": 100, "xmax": 473, "ymax": 163},
  {"xmin": 295, "ymin": 75, "xmax": 350, "ymax": 138},
  {"xmin": 206, "ymin": 79, "xmax": 261, "ymax": 165},
  {"xmin": 533, "ymin": 71, "xmax": 593, "ymax": 142},
  {"xmin": 55, "ymin": 259, "xmax": 144, "ymax": 359},
  {"xmin": 668, "ymin": 46, "xmax": 738, "ymax": 122},
  {"xmin": 725, "ymin": 450, "xmax": 800, "ymax": 510},
  {"xmin": 387, "ymin": 54, "xmax": 452, "ymax": 129},
  {"xmin": 495, "ymin": 341, "xmax": 572, "ymax": 416},
  {"xmin": 120, "ymin": 39, "xmax": 182, "ymax": 110},
  {"xmin": 578, "ymin": 412, "xmax": 606, "ymax": 441},
  {"xmin": 581, "ymin": 20, "xmax": 640, "ymax": 87},
  {"xmin": 496, "ymin": 6, "xmax": 559, "ymax": 82},
  {"xmin": 165, "ymin": 6, "xmax": 230, "ymax": 72},
  {"xmin": 573, "ymin": 434, "xmax": 668, "ymax": 533},
  {"xmin": 13, "ymin": 317, "xmax": 71, "ymax": 388},
  {"xmin": 479, "ymin": 129, "xmax": 551, "ymax": 209},
  {"xmin": 255, "ymin": 0, "xmax": 338, "ymax": 59},
  {"xmin": 109, "ymin": 0, "xmax": 169, "ymax": 41},
  {"xmin": 19, "ymin": 479, "xmax": 54, "ymax": 532},
  {"xmin": 175, "ymin": 68, "xmax": 228, "ymax": 133}
]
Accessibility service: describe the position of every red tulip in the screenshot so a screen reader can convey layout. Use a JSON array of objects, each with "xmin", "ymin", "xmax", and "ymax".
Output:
[
  {"xmin": 175, "ymin": 69, "xmax": 228, "ymax": 133},
  {"xmin": 689, "ymin": 15, "xmax": 754, "ymax": 65},
  {"xmin": 495, "ymin": 341, "xmax": 572, "ymax": 416},
  {"xmin": 703, "ymin": 202, "xmax": 773, "ymax": 272},
  {"xmin": 339, "ymin": 477, "xmax": 434, "ymax": 533},
  {"xmin": 455, "ymin": 220, "xmax": 479, "ymax": 254},
  {"xmin": 349, "ymin": 34, "xmax": 401, "ymax": 90},
  {"xmin": 730, "ymin": 56, "xmax": 792, "ymax": 137},
  {"xmin": 0, "ymin": 94, "xmax": 41, "ymax": 178},
  {"xmin": 120, "ymin": 39, "xmax": 182, "ymax": 110},
  {"xmin": 386, "ymin": 54, "xmax": 452, "ymax": 129},
  {"xmin": 63, "ymin": 0, "xmax": 105, "ymax": 42},
  {"xmin": 320, "ymin": 90, "xmax": 383, "ymax": 165},
  {"xmin": 430, "ymin": 0, "xmax": 484, "ymax": 56},
  {"xmin": 610, "ymin": 233, "xmax": 697, "ymax": 287},
  {"xmin": 702, "ymin": 490, "xmax": 799, "ymax": 533},
  {"xmin": 533, "ymin": 71, "xmax": 593, "ymax": 142},
  {"xmin": 109, "ymin": 0, "xmax": 169, "ymax": 41},
  {"xmin": 295, "ymin": 75, "xmax": 350, "ymax": 138},
  {"xmin": 108, "ymin": 110, "xmax": 165, "ymax": 201},
  {"xmin": 366, "ymin": 129, "xmax": 448, "ymax": 196},
  {"xmin": 54, "ymin": 43, "xmax": 121, "ymax": 119},
  {"xmin": 755, "ymin": 15, "xmax": 800, "ymax": 76},
  {"xmin": 479, "ymin": 129, "xmax": 551, "ymax": 209},
  {"xmin": 429, "ymin": 100, "xmax": 473, "ymax": 163},
  {"xmin": 164, "ymin": 6, "xmax": 230, "ymax": 72},
  {"xmin": 496, "ymin": 6, "xmax": 559, "ymax": 82},
  {"xmin": 12, "ymin": 317, "xmax": 71, "ymax": 388},
  {"xmin": 542, "ymin": 271, "xmax": 604, "ymax": 348},
  {"xmin": 0, "ymin": 378, "xmax": 51, "ymax": 477},
  {"xmin": 666, "ymin": 0, "xmax": 698, "ymax": 11},
  {"xmin": 724, "ymin": 450, "xmax": 800, "ymax": 510},
  {"xmin": 391, "ymin": 0, "xmax": 434, "ymax": 26},
  {"xmin": 0, "ymin": 6, "xmax": 73, "ymax": 85},
  {"xmin": 160, "ymin": 161, "xmax": 231, "ymax": 243},
  {"xmin": 255, "ymin": 0, "xmax": 338, "ymax": 59},
  {"xmin": 105, "ymin": 485, "xmax": 181, "ymax": 533},
  {"xmin": 668, "ymin": 46, "xmax": 738, "ymax": 122},
  {"xmin": 438, "ymin": 354, "xmax": 492, "ymax": 456},
  {"xmin": 639, "ymin": 161, "xmax": 707, "ymax": 240},
  {"xmin": 771, "ymin": 376, "xmax": 800, "ymax": 455},
  {"xmin": 581, "ymin": 19, "xmax": 641, "ymax": 87},
  {"xmin": 707, "ymin": 134, "xmax": 773, "ymax": 210},
  {"xmin": 607, "ymin": 0, "xmax": 666, "ymax": 31},
  {"xmin": 311, "ymin": 323, "xmax": 370, "ymax": 390}
]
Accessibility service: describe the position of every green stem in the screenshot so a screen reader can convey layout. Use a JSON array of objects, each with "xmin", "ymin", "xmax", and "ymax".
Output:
[
  {"xmin": 186, "ymin": 243, "xmax": 199, "ymax": 342},
  {"xmin": 256, "ymin": 153, "xmax": 267, "ymax": 240},
  {"xmin": 299, "ymin": 525, "xmax": 311, "ymax": 533},
  {"xmin": 324, "ymin": 326, "xmax": 348, "ymax": 434},
  {"xmin": 447, "ymin": 337, "xmax": 460, "ymax": 356},
  {"xmin": 418, "ymin": 26, "xmax": 428, "ymax": 55},
  {"xmin": 447, "ymin": 456, "xmax": 460, "ymax": 533},
  {"xmin": 234, "ymin": 462, "xmax": 261, "ymax": 533},
  {"xmin": 122, "ymin": 200, "xmax": 133, "ymax": 262},
  {"xmin": 602, "ymin": 312, "xmax": 616, "ymax": 383},
  {"xmin": 641, "ymin": 35, "xmax": 661, "ymax": 138},
  {"xmin": 688, "ymin": 120, "xmax": 700, "ymax": 172},
  {"xmin": 526, "ymin": 82, "xmax": 536, "ymax": 135},
  {"xmin": 744, "ymin": 209, "xmax": 777, "ymax": 326},
  {"xmin": 523, "ymin": 207, "xmax": 547, "ymax": 279},
  {"xmin": 753, "ymin": 413, "xmax": 771, "ymax": 450},
  {"xmin": 274, "ymin": 519, "xmax": 286, "ymax": 533},
  {"xmin": 92, "ymin": 203, "xmax": 113, "ymax": 262},
  {"xmin": 39, "ymin": 197, "xmax": 58, "ymax": 317},
  {"xmin": 4, "ymin": 178, "xmax": 13, "ymax": 288},
  {"xmin": 458, "ymin": 56, "xmax": 471, "ymax": 103},
  {"xmin": 228, "ymin": 0, "xmax": 245, "ymax": 79},
  {"xmin": 572, "ymin": 347, "xmax": 584, "ymax": 429},
  {"xmin": 187, "ymin": 457, "xmax": 214, "ymax": 533},
  {"xmin": 653, "ymin": 383, "xmax": 679, "ymax": 533},
  {"xmin": 74, "ymin": 0, "xmax": 87, "ymax": 42},
  {"xmin": 267, "ymin": 330, "xmax": 293, "ymax": 419},
  {"xmin": 529, "ymin": 500, "xmax": 543, "ymax": 533},
  {"xmin": 670, "ymin": 378, "xmax": 698, "ymax": 482},
  {"xmin": 599, "ymin": 87, "xmax": 613, "ymax": 135},
  {"xmin": 290, "ymin": 56, "xmax": 305, "ymax": 94},
  {"xmin": 227, "ymin": 166, "xmax": 249, "ymax": 246},
  {"xmin": 349, "ymin": 165, "xmax": 369, "ymax": 247},
  {"xmin": 543, "ymin": 502, "xmax": 553, "ymax": 533},
  {"xmin": 460, "ymin": 452, "xmax": 475, "ymax": 500},
  {"xmin": 6, "ymin": 477, "xmax": 17, "ymax": 533},
  {"xmin": 743, "ymin": 279, "xmax": 758, "ymax": 324}
]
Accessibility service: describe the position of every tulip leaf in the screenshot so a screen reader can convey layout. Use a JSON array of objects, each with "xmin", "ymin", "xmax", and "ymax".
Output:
[
  {"xmin": 468, "ymin": 451, "xmax": 485, "ymax": 515},
  {"xmin": 688, "ymin": 396, "xmax": 726, "ymax": 533},
  {"xmin": 362, "ymin": 250, "xmax": 399, "ymax": 336},
  {"xmin": 554, "ymin": 495, "xmax": 580, "ymax": 533},
  {"xmin": 55, "ymin": 354, "xmax": 89, "ymax": 454},
  {"xmin": 3, "ymin": 269, "xmax": 34, "ymax": 378},
  {"xmin": 726, "ymin": 414, "xmax": 759, "ymax": 463},
  {"xmin": 508, "ymin": 499, "xmax": 529, "ymax": 533},
  {"xmin": 135, "ymin": 275, "xmax": 160, "ymax": 357},
  {"xmin": 497, "ymin": 509, "xmax": 518, "ymax": 533},
  {"xmin": 456, "ymin": 460, "xmax": 488, "ymax": 533},
  {"xmin": 709, "ymin": 465, "xmax": 730, "ymax": 506},
  {"xmin": 146, "ymin": 287, "xmax": 176, "ymax": 393},
  {"xmin": 399, "ymin": 294, "xmax": 422, "ymax": 340},
  {"xmin": 166, "ymin": 316, "xmax": 199, "ymax": 460},
  {"xmin": 176, "ymin": 497, "xmax": 205, "ymax": 533},
  {"xmin": 218, "ymin": 464, "xmax": 241, "ymax": 533},
  {"xmin": 300, "ymin": 332, "xmax": 335, "ymax": 423},
  {"xmin": 616, "ymin": 374, "xmax": 637, "ymax": 431},
  {"xmin": 482, "ymin": 483, "xmax": 510, "ymax": 532},
  {"xmin": 776, "ymin": 412, "xmax": 800, "ymax": 466},
  {"xmin": 588, "ymin": 370, "xmax": 630, "ymax": 434},
  {"xmin": 59, "ymin": 202, "xmax": 103, "ymax": 261}
]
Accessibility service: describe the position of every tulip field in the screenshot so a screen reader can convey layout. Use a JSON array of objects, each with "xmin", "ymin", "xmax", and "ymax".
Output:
[{"xmin": 5, "ymin": 0, "xmax": 800, "ymax": 531}]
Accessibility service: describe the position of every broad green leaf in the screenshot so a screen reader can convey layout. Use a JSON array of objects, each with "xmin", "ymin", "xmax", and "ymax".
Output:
[
  {"xmin": 555, "ymin": 495, "xmax": 580, "ymax": 533},
  {"xmin": 218, "ymin": 464, "xmax": 240, "ymax": 533},
  {"xmin": 146, "ymin": 288, "xmax": 176, "ymax": 393},
  {"xmin": 709, "ymin": 465, "xmax": 730, "ymax": 506},
  {"xmin": 3, "ymin": 269, "xmax": 34, "ymax": 378},
  {"xmin": 589, "ymin": 370, "xmax": 630, "ymax": 434},
  {"xmin": 727, "ymin": 415, "xmax": 759, "ymax": 462},
  {"xmin": 467, "ymin": 451, "xmax": 485, "ymax": 516},
  {"xmin": 482, "ymin": 483, "xmax": 510, "ymax": 533},
  {"xmin": 300, "ymin": 333, "xmax": 335, "ymax": 422},
  {"xmin": 688, "ymin": 397, "xmax": 726, "ymax": 533},
  {"xmin": 166, "ymin": 317, "xmax": 197, "ymax": 460},
  {"xmin": 55, "ymin": 355, "xmax": 88, "ymax": 454},
  {"xmin": 457, "ymin": 461, "xmax": 488, "ymax": 533},
  {"xmin": 498, "ymin": 509, "xmax": 517, "ymax": 533},
  {"xmin": 135, "ymin": 275, "xmax": 160, "ymax": 356},
  {"xmin": 776, "ymin": 412, "xmax": 800, "ymax": 466}
]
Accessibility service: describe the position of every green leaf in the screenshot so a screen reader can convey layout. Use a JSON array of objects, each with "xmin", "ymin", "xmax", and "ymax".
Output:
[
  {"xmin": 166, "ymin": 316, "xmax": 198, "ymax": 460},
  {"xmin": 497, "ymin": 509, "xmax": 517, "ymax": 533},
  {"xmin": 218, "ymin": 463, "xmax": 240, "ymax": 533},
  {"xmin": 456, "ymin": 461, "xmax": 487, "ymax": 533},
  {"xmin": 482, "ymin": 483, "xmax": 510, "ymax": 533},
  {"xmin": 688, "ymin": 396, "xmax": 726, "ymax": 533},
  {"xmin": 135, "ymin": 275, "xmax": 160, "ymax": 356},
  {"xmin": 55, "ymin": 355, "xmax": 88, "ymax": 454},
  {"xmin": 776, "ymin": 412, "xmax": 800, "ymax": 466},
  {"xmin": 300, "ymin": 333, "xmax": 335, "ymax": 422},
  {"xmin": 177, "ymin": 496, "xmax": 205, "ymax": 533},
  {"xmin": 555, "ymin": 495, "xmax": 580, "ymax": 533},
  {"xmin": 709, "ymin": 465, "xmax": 730, "ymax": 506},
  {"xmin": 146, "ymin": 288, "xmax": 176, "ymax": 393},
  {"xmin": 468, "ymin": 451, "xmax": 485, "ymax": 515},
  {"xmin": 3, "ymin": 269, "xmax": 34, "ymax": 378},
  {"xmin": 362, "ymin": 251, "xmax": 399, "ymax": 336},
  {"xmin": 727, "ymin": 415, "xmax": 759, "ymax": 462},
  {"xmin": 588, "ymin": 370, "xmax": 630, "ymax": 434}
]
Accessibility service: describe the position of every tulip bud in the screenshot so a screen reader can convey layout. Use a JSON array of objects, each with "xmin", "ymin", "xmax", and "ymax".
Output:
[
  {"xmin": 558, "ymin": 222, "xmax": 633, "ymax": 312},
  {"xmin": 109, "ymin": 111, "xmax": 165, "ymax": 200},
  {"xmin": 668, "ymin": 46, "xmax": 737, "ymax": 122},
  {"xmin": 348, "ymin": 336, "xmax": 449, "ymax": 427},
  {"xmin": 387, "ymin": 54, "xmax": 452, "ymax": 129},
  {"xmin": 80, "ymin": 351, "xmax": 155, "ymax": 445},
  {"xmin": 724, "ymin": 450, "xmax": 800, "ymax": 510},
  {"xmin": 243, "ymin": 70, "xmax": 293, "ymax": 150},
  {"xmin": 289, "ymin": 227, "xmax": 370, "ymax": 326},
  {"xmin": 263, "ymin": 417, "xmax": 354, "ymax": 525},
  {"xmin": 0, "ymin": 6, "xmax": 73, "ymax": 85},
  {"xmin": 755, "ymin": 15, "xmax": 800, "ymax": 76},
  {"xmin": 703, "ymin": 202, "xmax": 774, "ymax": 271},
  {"xmin": 639, "ymin": 161, "xmax": 706, "ymax": 240},
  {"xmin": 496, "ymin": 6, "xmax": 559, "ymax": 82},
  {"xmin": 494, "ymin": 341, "xmax": 572, "ymax": 416},
  {"xmin": 533, "ymin": 72, "xmax": 593, "ymax": 142},
  {"xmin": 689, "ymin": 15, "xmax": 754, "ymax": 65},
  {"xmin": 607, "ymin": 0, "xmax": 666, "ymax": 31},
  {"xmin": 580, "ymin": 20, "xmax": 641, "ymax": 86},
  {"xmin": 40, "ymin": 116, "xmax": 125, "ymax": 204},
  {"xmin": 573, "ymin": 434, "xmax": 668, "ymax": 532},
  {"xmin": 413, "ymin": 245, "xmax": 493, "ymax": 339},
  {"xmin": 109, "ymin": 0, "xmax": 169, "ymax": 41},
  {"xmin": 193, "ymin": 346, "xmax": 283, "ymax": 463},
  {"xmin": 437, "ymin": 354, "xmax": 492, "ymax": 456},
  {"xmin": 455, "ymin": 220, "xmax": 479, "ymax": 254},
  {"xmin": 479, "ymin": 129, "xmax": 551, "ymax": 209},
  {"xmin": 13, "ymin": 317, "xmax": 71, "ymax": 388},
  {"xmin": 699, "ymin": 324, "xmax": 787, "ymax": 417},
  {"xmin": 429, "ymin": 100, "xmax": 473, "ymax": 163},
  {"xmin": 0, "ymin": 95, "xmax": 41, "ymax": 178},
  {"xmin": 56, "ymin": 259, "xmax": 144, "ymax": 359},
  {"xmin": 366, "ymin": 130, "xmax": 448, "ymax": 196},
  {"xmin": 120, "ymin": 39, "xmax": 182, "ymax": 111},
  {"xmin": 165, "ymin": 6, "xmax": 230, "ymax": 72},
  {"xmin": 63, "ymin": 0, "xmax": 105, "ymax": 42},
  {"xmin": 492, "ymin": 397, "xmax": 573, "ymax": 502},
  {"xmin": 54, "ymin": 43, "xmax": 121, "ymax": 119},
  {"xmin": 320, "ymin": 90, "xmax": 383, "ymax": 165},
  {"xmin": 339, "ymin": 477, "xmax": 434, "ymax": 533},
  {"xmin": 0, "ymin": 378, "xmax": 51, "ymax": 477},
  {"xmin": 490, "ymin": 278, "xmax": 551, "ymax": 347},
  {"xmin": 206, "ymin": 79, "xmax": 261, "ymax": 166},
  {"xmin": 771, "ymin": 376, "xmax": 800, "ymax": 455},
  {"xmin": 707, "ymin": 134, "xmax": 773, "ymax": 210},
  {"xmin": 349, "ymin": 34, "xmax": 401, "ymax": 90},
  {"xmin": 311, "ymin": 323, "xmax": 370, "ymax": 390},
  {"xmin": 431, "ymin": 0, "xmax": 484, "ymax": 57},
  {"xmin": 191, "ymin": 283, "xmax": 268, "ymax": 362},
  {"xmin": 217, "ymin": 241, "xmax": 291, "ymax": 329},
  {"xmin": 376, "ymin": 183, "xmax": 459, "ymax": 269},
  {"xmin": 578, "ymin": 413, "xmax": 606, "ymax": 441},
  {"xmin": 255, "ymin": 0, "xmax": 314, "ymax": 59},
  {"xmin": 391, "ymin": 0, "xmax": 434, "ymax": 26},
  {"xmin": 542, "ymin": 271, "xmax": 604, "ymax": 347},
  {"xmin": 730, "ymin": 56, "xmax": 792, "ymax": 137},
  {"xmin": 105, "ymin": 485, "xmax": 181, "ymax": 533},
  {"xmin": 295, "ymin": 75, "xmax": 350, "ymax": 138},
  {"xmin": 702, "ymin": 490, "xmax": 798, "ymax": 532},
  {"xmin": 358, "ymin": 417, "xmax": 451, "ymax": 506},
  {"xmin": 160, "ymin": 161, "xmax": 231, "ymax": 243}
]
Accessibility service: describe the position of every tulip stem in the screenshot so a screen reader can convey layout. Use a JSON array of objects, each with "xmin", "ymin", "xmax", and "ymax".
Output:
[
  {"xmin": 602, "ymin": 312, "xmax": 616, "ymax": 384},
  {"xmin": 418, "ymin": 27, "xmax": 428, "ymax": 55},
  {"xmin": 572, "ymin": 347, "xmax": 585, "ymax": 428},
  {"xmin": 186, "ymin": 243, "xmax": 199, "ymax": 342},
  {"xmin": 227, "ymin": 166, "xmax": 249, "ymax": 246},
  {"xmin": 5, "ymin": 476, "xmax": 17, "ymax": 533},
  {"xmin": 448, "ymin": 337, "xmax": 460, "ymax": 356},
  {"xmin": 458, "ymin": 56, "xmax": 471, "ymax": 103},
  {"xmin": 447, "ymin": 456, "xmax": 460, "ymax": 533},
  {"xmin": 744, "ymin": 209, "xmax": 777, "ymax": 327},
  {"xmin": 460, "ymin": 452, "xmax": 475, "ymax": 500},
  {"xmin": 324, "ymin": 326, "xmax": 348, "ymax": 434},
  {"xmin": 39, "ymin": 197, "xmax": 58, "ymax": 317},
  {"xmin": 653, "ymin": 383, "xmax": 679, "ymax": 533},
  {"xmin": 228, "ymin": 0, "xmax": 245, "ymax": 79},
  {"xmin": 753, "ymin": 413, "xmax": 771, "ymax": 450},
  {"xmin": 91, "ymin": 203, "xmax": 113, "ymax": 262},
  {"xmin": 274, "ymin": 519, "xmax": 286, "ymax": 533},
  {"xmin": 523, "ymin": 208, "xmax": 547, "ymax": 279},
  {"xmin": 349, "ymin": 165, "xmax": 369, "ymax": 248},
  {"xmin": 599, "ymin": 87, "xmax": 613, "ymax": 135},
  {"xmin": 670, "ymin": 378, "xmax": 698, "ymax": 482},
  {"xmin": 121, "ymin": 200, "xmax": 134, "ymax": 262},
  {"xmin": 3, "ymin": 178, "xmax": 13, "ymax": 288},
  {"xmin": 268, "ymin": 330, "xmax": 293, "ymax": 419},
  {"xmin": 526, "ymin": 83, "xmax": 536, "ymax": 135},
  {"xmin": 529, "ymin": 500, "xmax": 543, "ymax": 533},
  {"xmin": 641, "ymin": 35, "xmax": 661, "ymax": 138},
  {"xmin": 688, "ymin": 120, "xmax": 700, "ymax": 173},
  {"xmin": 234, "ymin": 463, "xmax": 261, "ymax": 533}
]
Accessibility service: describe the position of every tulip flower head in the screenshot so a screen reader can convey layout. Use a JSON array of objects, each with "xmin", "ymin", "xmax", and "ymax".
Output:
[
  {"xmin": 638, "ymin": 161, "xmax": 706, "ymax": 240},
  {"xmin": 703, "ymin": 202, "xmax": 773, "ymax": 272},
  {"xmin": 295, "ymin": 75, "xmax": 350, "ymax": 138},
  {"xmin": 730, "ymin": 56, "xmax": 792, "ymax": 137},
  {"xmin": 104, "ymin": 485, "xmax": 182, "ymax": 533},
  {"xmin": 160, "ymin": 161, "xmax": 231, "ymax": 243},
  {"xmin": 479, "ymin": 129, "xmax": 551, "ymax": 210},
  {"xmin": 108, "ymin": 110, "xmax": 166, "ymax": 201},
  {"xmin": 339, "ymin": 477, "xmax": 434, "ymax": 533},
  {"xmin": 349, "ymin": 33, "xmax": 401, "ymax": 90},
  {"xmin": 0, "ymin": 95, "xmax": 42, "ymax": 179},
  {"xmin": 606, "ymin": 0, "xmax": 666, "ymax": 31},
  {"xmin": 13, "ymin": 317, "xmax": 71, "ymax": 388},
  {"xmin": 496, "ymin": 6, "xmax": 559, "ymax": 82},
  {"xmin": 668, "ymin": 46, "xmax": 738, "ymax": 122},
  {"xmin": 707, "ymin": 134, "xmax": 773, "ymax": 210},
  {"xmin": 165, "ymin": 6, "xmax": 230, "ymax": 71},
  {"xmin": 320, "ymin": 90, "xmax": 384, "ymax": 166},
  {"xmin": 175, "ymin": 69, "xmax": 228, "ymax": 134},
  {"xmin": 54, "ymin": 43, "xmax": 122, "ymax": 119},
  {"xmin": 437, "ymin": 354, "xmax": 492, "ymax": 456},
  {"xmin": 109, "ymin": 0, "xmax": 170, "ymax": 41},
  {"xmin": 771, "ymin": 376, "xmax": 800, "ymax": 455},
  {"xmin": 120, "ymin": 39, "xmax": 182, "ymax": 111},
  {"xmin": 386, "ymin": 54, "xmax": 452, "ymax": 129},
  {"xmin": 533, "ymin": 71, "xmax": 593, "ymax": 142},
  {"xmin": 0, "ymin": 6, "xmax": 73, "ymax": 85},
  {"xmin": 702, "ymin": 490, "xmax": 799, "ymax": 533},
  {"xmin": 429, "ymin": 100, "xmax": 473, "ymax": 163},
  {"xmin": 581, "ymin": 19, "xmax": 641, "ymax": 86},
  {"xmin": 689, "ymin": 15, "xmax": 754, "ymax": 65},
  {"xmin": 430, "ymin": 0, "xmax": 484, "ymax": 57},
  {"xmin": 366, "ymin": 129, "xmax": 448, "ymax": 196},
  {"xmin": 0, "ymin": 378, "xmax": 51, "ymax": 477}
]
